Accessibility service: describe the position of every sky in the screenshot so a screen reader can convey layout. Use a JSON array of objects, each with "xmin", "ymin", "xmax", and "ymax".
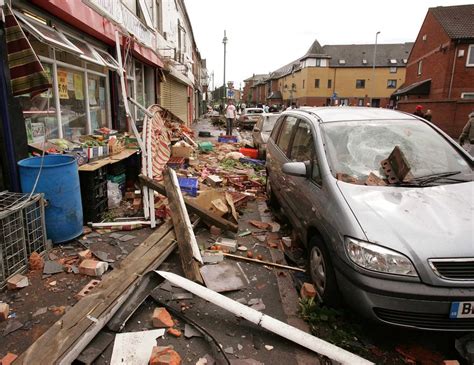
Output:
[{"xmin": 183, "ymin": 0, "xmax": 473, "ymax": 90}]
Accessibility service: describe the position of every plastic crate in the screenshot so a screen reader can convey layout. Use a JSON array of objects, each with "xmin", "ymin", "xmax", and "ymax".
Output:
[
  {"xmin": 167, "ymin": 157, "xmax": 186, "ymax": 169},
  {"xmin": 217, "ymin": 135, "xmax": 238, "ymax": 143},
  {"xmin": 198, "ymin": 141, "xmax": 214, "ymax": 151},
  {"xmin": 107, "ymin": 173, "xmax": 126, "ymax": 184},
  {"xmin": 83, "ymin": 197, "xmax": 108, "ymax": 224},
  {"xmin": 0, "ymin": 192, "xmax": 48, "ymax": 288},
  {"xmin": 178, "ymin": 177, "xmax": 199, "ymax": 197},
  {"xmin": 107, "ymin": 161, "xmax": 126, "ymax": 176},
  {"xmin": 239, "ymin": 148, "xmax": 258, "ymax": 159},
  {"xmin": 79, "ymin": 166, "xmax": 107, "ymax": 187},
  {"xmin": 81, "ymin": 180, "xmax": 107, "ymax": 205}
]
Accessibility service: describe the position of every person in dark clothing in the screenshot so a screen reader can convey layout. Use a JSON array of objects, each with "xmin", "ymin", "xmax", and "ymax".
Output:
[
  {"xmin": 413, "ymin": 105, "xmax": 425, "ymax": 118},
  {"xmin": 424, "ymin": 109, "xmax": 432, "ymax": 121}
]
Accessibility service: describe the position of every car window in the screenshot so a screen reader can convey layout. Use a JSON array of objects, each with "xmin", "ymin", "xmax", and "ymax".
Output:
[
  {"xmin": 246, "ymin": 109, "xmax": 263, "ymax": 114},
  {"xmin": 263, "ymin": 115, "xmax": 279, "ymax": 132},
  {"xmin": 270, "ymin": 116, "xmax": 284, "ymax": 141},
  {"xmin": 290, "ymin": 121, "xmax": 314, "ymax": 162},
  {"xmin": 321, "ymin": 120, "xmax": 473, "ymax": 181},
  {"xmin": 276, "ymin": 116, "xmax": 298, "ymax": 155},
  {"xmin": 290, "ymin": 120, "xmax": 321, "ymax": 183}
]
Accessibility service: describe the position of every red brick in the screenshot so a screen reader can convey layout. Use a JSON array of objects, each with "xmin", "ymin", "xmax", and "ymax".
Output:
[
  {"xmin": 152, "ymin": 307, "xmax": 174, "ymax": 328},
  {"xmin": 78, "ymin": 249, "xmax": 93, "ymax": 261},
  {"xmin": 149, "ymin": 346, "xmax": 181, "ymax": 365},
  {"xmin": 1, "ymin": 352, "xmax": 18, "ymax": 365},
  {"xmin": 0, "ymin": 302, "xmax": 9, "ymax": 321},
  {"xmin": 29, "ymin": 252, "xmax": 44, "ymax": 271},
  {"xmin": 300, "ymin": 282, "xmax": 316, "ymax": 299},
  {"xmin": 75, "ymin": 279, "xmax": 101, "ymax": 300},
  {"xmin": 167, "ymin": 327, "xmax": 182, "ymax": 337},
  {"xmin": 79, "ymin": 260, "xmax": 108, "ymax": 276}
]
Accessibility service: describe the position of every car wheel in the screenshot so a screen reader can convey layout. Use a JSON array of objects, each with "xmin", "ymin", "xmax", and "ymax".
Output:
[
  {"xmin": 308, "ymin": 236, "xmax": 341, "ymax": 306},
  {"xmin": 266, "ymin": 176, "xmax": 279, "ymax": 209}
]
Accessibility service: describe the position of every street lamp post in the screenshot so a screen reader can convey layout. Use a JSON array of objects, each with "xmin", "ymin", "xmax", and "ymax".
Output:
[
  {"xmin": 222, "ymin": 30, "xmax": 228, "ymax": 109},
  {"xmin": 370, "ymin": 31, "xmax": 381, "ymax": 107}
]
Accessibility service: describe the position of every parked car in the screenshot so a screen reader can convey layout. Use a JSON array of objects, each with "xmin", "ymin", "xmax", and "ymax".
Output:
[
  {"xmin": 252, "ymin": 113, "xmax": 281, "ymax": 159},
  {"xmin": 238, "ymin": 108, "xmax": 264, "ymax": 129},
  {"xmin": 266, "ymin": 107, "xmax": 474, "ymax": 331}
]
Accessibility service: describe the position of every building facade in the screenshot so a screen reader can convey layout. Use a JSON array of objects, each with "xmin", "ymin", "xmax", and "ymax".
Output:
[
  {"xmin": 394, "ymin": 4, "xmax": 474, "ymax": 138},
  {"xmin": 244, "ymin": 40, "xmax": 412, "ymax": 109}
]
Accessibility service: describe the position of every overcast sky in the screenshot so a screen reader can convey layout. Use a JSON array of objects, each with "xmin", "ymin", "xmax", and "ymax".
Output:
[{"xmin": 183, "ymin": 0, "xmax": 473, "ymax": 89}]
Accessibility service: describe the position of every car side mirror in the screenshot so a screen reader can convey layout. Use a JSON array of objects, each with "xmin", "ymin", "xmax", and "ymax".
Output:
[{"xmin": 282, "ymin": 162, "xmax": 307, "ymax": 177}]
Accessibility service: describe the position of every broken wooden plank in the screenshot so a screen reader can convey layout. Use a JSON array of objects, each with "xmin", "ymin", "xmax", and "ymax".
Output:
[
  {"xmin": 163, "ymin": 167, "xmax": 203, "ymax": 283},
  {"xmin": 16, "ymin": 222, "xmax": 176, "ymax": 365},
  {"xmin": 139, "ymin": 174, "xmax": 238, "ymax": 232},
  {"xmin": 223, "ymin": 253, "xmax": 306, "ymax": 272}
]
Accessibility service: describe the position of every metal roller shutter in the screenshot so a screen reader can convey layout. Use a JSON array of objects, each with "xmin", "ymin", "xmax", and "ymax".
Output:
[{"xmin": 160, "ymin": 76, "xmax": 188, "ymax": 123}]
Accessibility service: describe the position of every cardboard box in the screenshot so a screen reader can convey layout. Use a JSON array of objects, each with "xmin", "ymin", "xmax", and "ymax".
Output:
[{"xmin": 171, "ymin": 145, "xmax": 193, "ymax": 158}]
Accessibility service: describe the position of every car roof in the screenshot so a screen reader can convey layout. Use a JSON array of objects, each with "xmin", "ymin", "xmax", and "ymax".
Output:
[
  {"xmin": 245, "ymin": 108, "xmax": 264, "ymax": 111},
  {"xmin": 286, "ymin": 106, "xmax": 417, "ymax": 123}
]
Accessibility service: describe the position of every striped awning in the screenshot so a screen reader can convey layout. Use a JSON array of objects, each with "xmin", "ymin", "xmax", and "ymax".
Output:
[{"xmin": 4, "ymin": 6, "xmax": 51, "ymax": 97}]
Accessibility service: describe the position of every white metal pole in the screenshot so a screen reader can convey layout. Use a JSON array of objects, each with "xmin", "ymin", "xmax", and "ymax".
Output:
[
  {"xmin": 155, "ymin": 271, "xmax": 373, "ymax": 365},
  {"xmin": 370, "ymin": 31, "xmax": 380, "ymax": 107}
]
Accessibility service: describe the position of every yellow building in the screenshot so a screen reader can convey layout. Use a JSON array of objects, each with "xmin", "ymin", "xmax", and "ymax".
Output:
[{"xmin": 272, "ymin": 40, "xmax": 413, "ymax": 107}]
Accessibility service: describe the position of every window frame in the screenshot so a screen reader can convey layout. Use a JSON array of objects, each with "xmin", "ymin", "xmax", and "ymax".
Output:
[
  {"xmin": 275, "ymin": 115, "xmax": 298, "ymax": 157},
  {"xmin": 314, "ymin": 79, "xmax": 320, "ymax": 88},
  {"xmin": 466, "ymin": 45, "xmax": 474, "ymax": 67},
  {"xmin": 417, "ymin": 60, "xmax": 423, "ymax": 75},
  {"xmin": 355, "ymin": 79, "xmax": 366, "ymax": 89},
  {"xmin": 287, "ymin": 118, "xmax": 322, "ymax": 186},
  {"xmin": 461, "ymin": 92, "xmax": 474, "ymax": 99},
  {"xmin": 327, "ymin": 79, "xmax": 332, "ymax": 88},
  {"xmin": 387, "ymin": 79, "xmax": 397, "ymax": 89}
]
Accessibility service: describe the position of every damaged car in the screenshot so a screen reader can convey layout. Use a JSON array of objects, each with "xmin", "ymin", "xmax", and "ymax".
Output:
[{"xmin": 266, "ymin": 107, "xmax": 474, "ymax": 331}]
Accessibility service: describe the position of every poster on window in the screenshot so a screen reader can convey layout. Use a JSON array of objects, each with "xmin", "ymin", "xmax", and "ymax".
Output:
[
  {"xmin": 88, "ymin": 79, "xmax": 97, "ymax": 106},
  {"xmin": 58, "ymin": 71, "xmax": 69, "ymax": 99},
  {"xmin": 67, "ymin": 73, "xmax": 74, "ymax": 91},
  {"xmin": 74, "ymin": 74, "xmax": 84, "ymax": 100}
]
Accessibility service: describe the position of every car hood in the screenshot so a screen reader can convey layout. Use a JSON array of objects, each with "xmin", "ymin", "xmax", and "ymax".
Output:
[{"xmin": 337, "ymin": 181, "xmax": 474, "ymax": 260}]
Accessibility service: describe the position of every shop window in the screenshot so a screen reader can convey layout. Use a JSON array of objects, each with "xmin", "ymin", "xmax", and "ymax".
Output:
[
  {"xmin": 65, "ymin": 36, "xmax": 105, "ymax": 67},
  {"xmin": 56, "ymin": 49, "xmax": 83, "ymax": 67},
  {"xmin": 57, "ymin": 67, "xmax": 87, "ymax": 139},
  {"xmin": 94, "ymin": 48, "xmax": 119, "ymax": 71},
  {"xmin": 88, "ymin": 74, "xmax": 108, "ymax": 131},
  {"xmin": 20, "ymin": 63, "xmax": 58, "ymax": 141},
  {"xmin": 135, "ymin": 61, "xmax": 145, "ymax": 119},
  {"xmin": 14, "ymin": 10, "xmax": 82, "ymax": 55}
]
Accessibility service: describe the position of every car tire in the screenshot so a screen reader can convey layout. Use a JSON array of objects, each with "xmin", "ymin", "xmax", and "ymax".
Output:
[
  {"xmin": 308, "ymin": 236, "xmax": 341, "ymax": 306},
  {"xmin": 266, "ymin": 176, "xmax": 279, "ymax": 209}
]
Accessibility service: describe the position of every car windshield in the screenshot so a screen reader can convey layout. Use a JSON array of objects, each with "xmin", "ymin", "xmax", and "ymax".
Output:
[
  {"xmin": 321, "ymin": 120, "xmax": 473, "ymax": 183},
  {"xmin": 262, "ymin": 115, "xmax": 279, "ymax": 132},
  {"xmin": 246, "ymin": 109, "xmax": 263, "ymax": 114}
]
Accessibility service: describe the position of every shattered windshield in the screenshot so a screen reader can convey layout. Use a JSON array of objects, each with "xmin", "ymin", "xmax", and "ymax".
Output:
[{"xmin": 321, "ymin": 120, "xmax": 472, "ymax": 184}]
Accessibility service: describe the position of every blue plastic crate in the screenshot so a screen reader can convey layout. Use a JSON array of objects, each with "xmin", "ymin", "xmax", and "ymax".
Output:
[
  {"xmin": 178, "ymin": 177, "xmax": 198, "ymax": 197},
  {"xmin": 217, "ymin": 135, "xmax": 238, "ymax": 143}
]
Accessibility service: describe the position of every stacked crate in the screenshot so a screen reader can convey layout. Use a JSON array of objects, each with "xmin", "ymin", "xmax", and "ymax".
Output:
[{"xmin": 79, "ymin": 166, "xmax": 108, "ymax": 224}]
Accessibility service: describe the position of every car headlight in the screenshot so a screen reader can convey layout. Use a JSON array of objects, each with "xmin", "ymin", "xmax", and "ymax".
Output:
[{"xmin": 344, "ymin": 237, "xmax": 418, "ymax": 277}]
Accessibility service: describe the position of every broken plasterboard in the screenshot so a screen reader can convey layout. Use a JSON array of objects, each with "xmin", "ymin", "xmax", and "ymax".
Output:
[
  {"xmin": 110, "ymin": 329, "xmax": 165, "ymax": 365},
  {"xmin": 200, "ymin": 261, "xmax": 249, "ymax": 292}
]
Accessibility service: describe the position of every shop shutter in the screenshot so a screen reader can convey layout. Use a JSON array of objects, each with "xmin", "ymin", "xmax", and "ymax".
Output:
[{"xmin": 160, "ymin": 76, "xmax": 188, "ymax": 124}]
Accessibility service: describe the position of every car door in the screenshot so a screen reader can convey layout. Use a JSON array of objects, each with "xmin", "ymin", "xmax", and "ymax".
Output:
[
  {"xmin": 285, "ymin": 118, "xmax": 324, "ymax": 235},
  {"xmin": 267, "ymin": 115, "xmax": 298, "ymax": 210}
]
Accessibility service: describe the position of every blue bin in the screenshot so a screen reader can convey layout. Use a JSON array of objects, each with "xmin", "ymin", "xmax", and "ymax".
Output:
[{"xmin": 18, "ymin": 155, "xmax": 83, "ymax": 244}]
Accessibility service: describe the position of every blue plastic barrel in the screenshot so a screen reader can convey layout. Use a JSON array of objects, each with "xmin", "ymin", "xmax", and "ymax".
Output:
[{"xmin": 18, "ymin": 155, "xmax": 83, "ymax": 244}]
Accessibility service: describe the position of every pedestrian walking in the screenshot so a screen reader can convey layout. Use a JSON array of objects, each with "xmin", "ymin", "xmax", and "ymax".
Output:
[
  {"xmin": 413, "ymin": 105, "xmax": 425, "ymax": 118},
  {"xmin": 459, "ymin": 111, "xmax": 474, "ymax": 147},
  {"xmin": 225, "ymin": 99, "xmax": 237, "ymax": 136}
]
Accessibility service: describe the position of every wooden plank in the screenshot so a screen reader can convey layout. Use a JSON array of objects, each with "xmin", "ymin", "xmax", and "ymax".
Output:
[
  {"xmin": 78, "ymin": 157, "xmax": 111, "ymax": 172},
  {"xmin": 139, "ymin": 174, "xmax": 239, "ymax": 232},
  {"xmin": 16, "ymin": 222, "xmax": 176, "ymax": 364},
  {"xmin": 163, "ymin": 167, "xmax": 202, "ymax": 283},
  {"xmin": 109, "ymin": 148, "xmax": 138, "ymax": 161}
]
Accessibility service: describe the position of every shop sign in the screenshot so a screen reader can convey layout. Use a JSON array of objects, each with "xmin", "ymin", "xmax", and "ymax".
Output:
[
  {"xmin": 83, "ymin": 0, "xmax": 155, "ymax": 49},
  {"xmin": 58, "ymin": 70, "xmax": 69, "ymax": 99}
]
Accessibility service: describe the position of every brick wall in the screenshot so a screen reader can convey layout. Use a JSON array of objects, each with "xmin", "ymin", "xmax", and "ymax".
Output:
[{"xmin": 397, "ymin": 99, "xmax": 474, "ymax": 138}]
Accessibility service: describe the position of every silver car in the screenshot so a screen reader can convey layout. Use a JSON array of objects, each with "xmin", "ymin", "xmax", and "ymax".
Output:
[
  {"xmin": 266, "ymin": 107, "xmax": 474, "ymax": 331},
  {"xmin": 252, "ymin": 113, "xmax": 281, "ymax": 159}
]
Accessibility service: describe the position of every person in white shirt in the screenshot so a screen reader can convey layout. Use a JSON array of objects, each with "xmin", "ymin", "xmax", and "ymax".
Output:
[{"xmin": 225, "ymin": 99, "xmax": 237, "ymax": 136}]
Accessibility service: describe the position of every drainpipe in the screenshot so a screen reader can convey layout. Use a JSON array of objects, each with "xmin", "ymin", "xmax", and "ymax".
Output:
[{"xmin": 448, "ymin": 42, "xmax": 458, "ymax": 99}]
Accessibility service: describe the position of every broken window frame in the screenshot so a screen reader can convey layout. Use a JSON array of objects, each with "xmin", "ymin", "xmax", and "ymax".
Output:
[
  {"xmin": 64, "ymin": 35, "xmax": 106, "ymax": 67},
  {"xmin": 14, "ymin": 10, "xmax": 83, "ymax": 56},
  {"xmin": 94, "ymin": 48, "xmax": 120, "ymax": 71},
  {"xmin": 137, "ymin": 0, "xmax": 154, "ymax": 29}
]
